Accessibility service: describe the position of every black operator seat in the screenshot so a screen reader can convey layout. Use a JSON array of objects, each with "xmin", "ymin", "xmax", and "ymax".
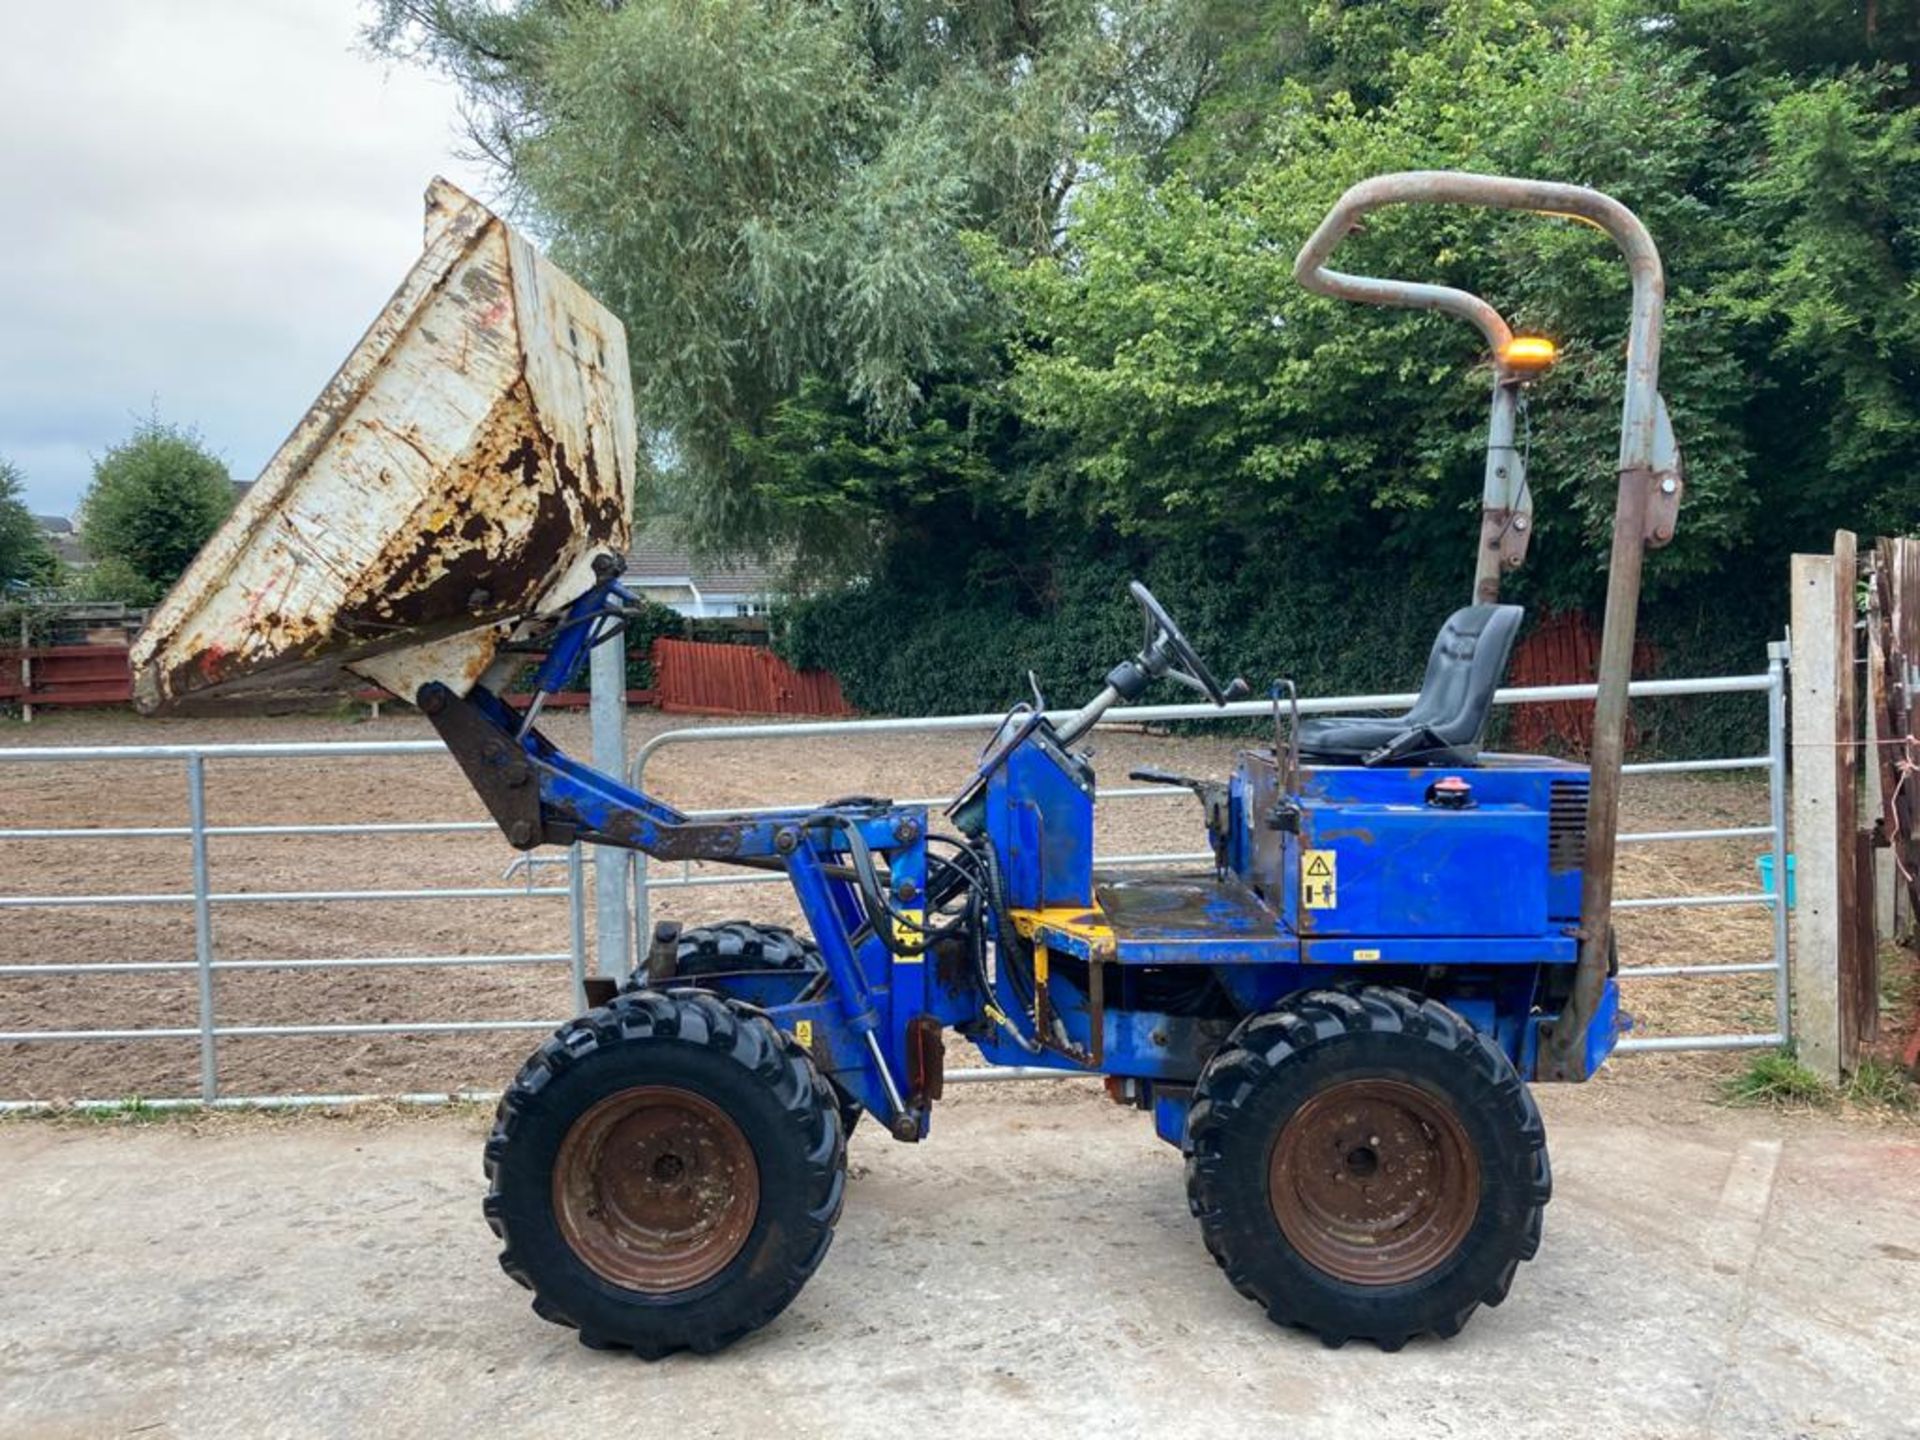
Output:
[{"xmin": 1297, "ymin": 603, "xmax": 1524, "ymax": 767}]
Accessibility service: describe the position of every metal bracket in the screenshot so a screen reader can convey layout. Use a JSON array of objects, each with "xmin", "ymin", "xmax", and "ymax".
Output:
[
  {"xmin": 1478, "ymin": 504, "xmax": 1534, "ymax": 581},
  {"xmin": 1477, "ymin": 379, "xmax": 1533, "ymax": 598},
  {"xmin": 419, "ymin": 683, "xmax": 561, "ymax": 850},
  {"xmin": 1643, "ymin": 392, "xmax": 1684, "ymax": 548},
  {"xmin": 645, "ymin": 921, "xmax": 681, "ymax": 986}
]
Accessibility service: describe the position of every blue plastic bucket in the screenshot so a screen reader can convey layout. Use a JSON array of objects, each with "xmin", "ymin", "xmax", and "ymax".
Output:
[{"xmin": 1755, "ymin": 852, "xmax": 1796, "ymax": 908}]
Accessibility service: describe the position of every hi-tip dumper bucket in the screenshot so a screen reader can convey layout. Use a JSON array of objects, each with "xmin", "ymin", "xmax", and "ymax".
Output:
[{"xmin": 130, "ymin": 178, "xmax": 634, "ymax": 713}]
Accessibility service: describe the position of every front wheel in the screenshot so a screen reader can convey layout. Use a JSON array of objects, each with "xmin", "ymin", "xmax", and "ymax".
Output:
[
  {"xmin": 1184, "ymin": 986, "xmax": 1549, "ymax": 1349},
  {"xmin": 624, "ymin": 921, "xmax": 864, "ymax": 1138},
  {"xmin": 484, "ymin": 989, "xmax": 846, "ymax": 1357}
]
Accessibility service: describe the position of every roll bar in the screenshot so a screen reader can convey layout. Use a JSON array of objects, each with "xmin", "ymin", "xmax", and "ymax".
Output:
[
  {"xmin": 1294, "ymin": 170, "xmax": 1666, "ymax": 474},
  {"xmin": 1293, "ymin": 171, "xmax": 1683, "ymax": 1080}
]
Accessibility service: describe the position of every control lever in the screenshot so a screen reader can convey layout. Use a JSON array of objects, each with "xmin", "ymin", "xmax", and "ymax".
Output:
[
  {"xmin": 1362, "ymin": 725, "xmax": 1445, "ymax": 767},
  {"xmin": 1174, "ymin": 675, "xmax": 1252, "ymax": 702},
  {"xmin": 1129, "ymin": 767, "xmax": 1232, "ymax": 874},
  {"xmin": 1129, "ymin": 765, "xmax": 1215, "ymax": 793}
]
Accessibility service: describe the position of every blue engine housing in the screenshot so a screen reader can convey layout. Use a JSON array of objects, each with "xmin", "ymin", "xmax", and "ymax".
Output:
[
  {"xmin": 1234, "ymin": 753, "xmax": 1590, "ymax": 954},
  {"xmin": 968, "ymin": 724, "xmax": 1622, "ymax": 1112}
]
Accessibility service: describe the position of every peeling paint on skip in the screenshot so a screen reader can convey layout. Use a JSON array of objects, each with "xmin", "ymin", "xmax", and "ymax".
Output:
[{"xmin": 130, "ymin": 179, "xmax": 635, "ymax": 712}]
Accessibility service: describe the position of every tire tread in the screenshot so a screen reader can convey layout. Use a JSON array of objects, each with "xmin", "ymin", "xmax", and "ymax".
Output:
[
  {"xmin": 1184, "ymin": 984, "xmax": 1550, "ymax": 1349},
  {"xmin": 485, "ymin": 986, "xmax": 844, "ymax": 1358}
]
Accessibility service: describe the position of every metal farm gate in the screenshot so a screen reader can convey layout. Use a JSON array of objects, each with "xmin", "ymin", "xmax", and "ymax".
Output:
[{"xmin": 0, "ymin": 660, "xmax": 1789, "ymax": 1110}]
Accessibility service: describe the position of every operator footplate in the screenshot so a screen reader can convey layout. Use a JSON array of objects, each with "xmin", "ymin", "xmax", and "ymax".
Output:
[{"xmin": 1012, "ymin": 872, "xmax": 1297, "ymax": 967}]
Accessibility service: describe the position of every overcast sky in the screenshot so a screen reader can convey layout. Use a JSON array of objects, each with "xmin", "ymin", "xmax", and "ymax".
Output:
[{"xmin": 1, "ymin": 1, "xmax": 493, "ymax": 516}]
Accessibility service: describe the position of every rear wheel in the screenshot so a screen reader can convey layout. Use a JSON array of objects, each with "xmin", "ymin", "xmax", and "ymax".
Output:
[
  {"xmin": 1185, "ymin": 986, "xmax": 1549, "ymax": 1349},
  {"xmin": 484, "ymin": 989, "xmax": 845, "ymax": 1357}
]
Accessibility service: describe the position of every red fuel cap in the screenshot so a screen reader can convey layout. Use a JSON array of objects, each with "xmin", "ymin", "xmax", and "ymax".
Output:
[{"xmin": 1426, "ymin": 776, "xmax": 1474, "ymax": 809}]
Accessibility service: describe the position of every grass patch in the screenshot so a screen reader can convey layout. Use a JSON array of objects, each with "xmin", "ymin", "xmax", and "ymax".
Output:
[
  {"xmin": 1718, "ymin": 1049, "xmax": 1918, "ymax": 1116},
  {"xmin": 1720, "ymin": 1050, "xmax": 1832, "ymax": 1109},
  {"xmin": 57, "ymin": 1096, "xmax": 194, "ymax": 1125},
  {"xmin": 1843, "ymin": 1058, "xmax": 1918, "ymax": 1113},
  {"xmin": 1, "ymin": 1094, "xmax": 502, "ymax": 1130},
  {"xmin": 0, "ymin": 1096, "xmax": 184, "ymax": 1126}
]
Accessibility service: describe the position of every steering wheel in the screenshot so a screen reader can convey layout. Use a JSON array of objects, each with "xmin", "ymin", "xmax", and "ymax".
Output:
[{"xmin": 1130, "ymin": 581, "xmax": 1243, "ymax": 704}]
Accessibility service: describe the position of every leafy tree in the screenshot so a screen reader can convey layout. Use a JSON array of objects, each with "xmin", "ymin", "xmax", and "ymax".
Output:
[
  {"xmin": 79, "ymin": 419, "xmax": 234, "ymax": 604},
  {"xmin": 384, "ymin": 0, "xmax": 1920, "ymax": 742},
  {"xmin": 788, "ymin": 0, "xmax": 1920, "ymax": 732},
  {"xmin": 1727, "ymin": 74, "xmax": 1920, "ymax": 540},
  {"xmin": 1662, "ymin": 0, "xmax": 1920, "ymax": 90},
  {"xmin": 0, "ymin": 458, "xmax": 56, "ymax": 591},
  {"xmin": 62, "ymin": 556, "xmax": 161, "ymax": 606},
  {"xmin": 995, "ymin": 1, "xmax": 1757, "ymax": 611},
  {"xmin": 369, "ymin": 0, "xmax": 1239, "ymax": 570}
]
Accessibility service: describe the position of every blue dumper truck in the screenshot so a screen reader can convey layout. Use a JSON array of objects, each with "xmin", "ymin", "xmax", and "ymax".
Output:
[{"xmin": 133, "ymin": 171, "xmax": 1683, "ymax": 1355}]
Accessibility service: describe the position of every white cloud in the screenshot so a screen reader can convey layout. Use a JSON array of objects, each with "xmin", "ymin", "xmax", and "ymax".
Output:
[{"xmin": 0, "ymin": 0, "xmax": 495, "ymax": 514}]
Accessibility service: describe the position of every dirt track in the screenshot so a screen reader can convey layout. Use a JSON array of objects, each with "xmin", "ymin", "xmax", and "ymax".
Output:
[
  {"xmin": 0, "ymin": 1085, "xmax": 1916, "ymax": 1440},
  {"xmin": 1, "ymin": 708, "xmax": 1780, "ymax": 1103}
]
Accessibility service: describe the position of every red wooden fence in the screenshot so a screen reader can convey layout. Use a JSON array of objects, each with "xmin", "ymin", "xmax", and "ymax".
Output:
[
  {"xmin": 0, "ymin": 638, "xmax": 849, "ymax": 718},
  {"xmin": 0, "ymin": 645, "xmax": 135, "ymax": 708},
  {"xmin": 1503, "ymin": 611, "xmax": 1655, "ymax": 754},
  {"xmin": 0, "ymin": 645, "xmax": 658, "ymax": 714},
  {"xmin": 651, "ymin": 637, "xmax": 855, "ymax": 717}
]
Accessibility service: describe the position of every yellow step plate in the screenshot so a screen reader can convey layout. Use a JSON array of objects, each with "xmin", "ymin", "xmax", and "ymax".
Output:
[{"xmin": 1010, "ymin": 906, "xmax": 1117, "ymax": 961}]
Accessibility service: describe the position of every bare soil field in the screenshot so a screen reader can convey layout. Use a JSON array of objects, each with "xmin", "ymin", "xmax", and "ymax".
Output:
[{"xmin": 0, "ymin": 707, "xmax": 1782, "ymax": 1104}]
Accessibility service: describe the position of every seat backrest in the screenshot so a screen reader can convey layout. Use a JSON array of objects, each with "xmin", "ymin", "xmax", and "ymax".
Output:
[{"xmin": 1400, "ymin": 603, "xmax": 1525, "ymax": 747}]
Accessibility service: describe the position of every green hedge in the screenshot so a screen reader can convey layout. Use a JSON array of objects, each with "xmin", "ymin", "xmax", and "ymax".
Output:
[
  {"xmin": 777, "ymin": 537, "xmax": 1779, "ymax": 758},
  {"xmin": 623, "ymin": 599, "xmax": 688, "ymax": 690}
]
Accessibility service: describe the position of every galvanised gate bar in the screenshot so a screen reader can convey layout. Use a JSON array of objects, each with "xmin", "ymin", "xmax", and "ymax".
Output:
[{"xmin": 0, "ymin": 661, "xmax": 1788, "ymax": 1112}]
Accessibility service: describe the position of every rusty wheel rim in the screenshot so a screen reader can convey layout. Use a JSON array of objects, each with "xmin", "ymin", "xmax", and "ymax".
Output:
[
  {"xmin": 553, "ymin": 1085, "xmax": 759, "ymax": 1293},
  {"xmin": 1268, "ymin": 1078, "xmax": 1480, "ymax": 1286}
]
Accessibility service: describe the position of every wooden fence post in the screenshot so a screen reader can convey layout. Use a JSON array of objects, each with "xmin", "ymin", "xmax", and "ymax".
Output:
[
  {"xmin": 1864, "ymin": 637, "xmax": 1897, "ymax": 942},
  {"xmin": 17, "ymin": 612, "xmax": 31, "ymax": 725},
  {"xmin": 1789, "ymin": 542, "xmax": 1851, "ymax": 1080},
  {"xmin": 1869, "ymin": 536, "xmax": 1920, "ymax": 945}
]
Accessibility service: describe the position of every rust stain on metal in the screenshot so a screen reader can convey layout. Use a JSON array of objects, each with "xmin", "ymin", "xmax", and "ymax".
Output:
[
  {"xmin": 1268, "ymin": 1077, "xmax": 1481, "ymax": 1286},
  {"xmin": 334, "ymin": 385, "xmax": 620, "ymax": 635},
  {"xmin": 131, "ymin": 178, "xmax": 634, "ymax": 713}
]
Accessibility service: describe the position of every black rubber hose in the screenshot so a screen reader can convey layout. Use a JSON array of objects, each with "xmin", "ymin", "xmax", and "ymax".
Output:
[{"xmin": 977, "ymin": 839, "xmax": 1035, "ymax": 1007}]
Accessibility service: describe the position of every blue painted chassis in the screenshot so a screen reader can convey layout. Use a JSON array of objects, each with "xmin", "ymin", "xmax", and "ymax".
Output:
[{"xmin": 496, "ymin": 582, "xmax": 1622, "ymax": 1146}]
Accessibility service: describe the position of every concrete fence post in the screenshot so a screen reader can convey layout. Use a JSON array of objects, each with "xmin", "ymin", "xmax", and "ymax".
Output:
[{"xmin": 1787, "ymin": 540, "xmax": 1856, "ymax": 1081}]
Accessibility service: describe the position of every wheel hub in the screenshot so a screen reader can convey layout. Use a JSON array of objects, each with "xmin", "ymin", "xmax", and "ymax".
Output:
[
  {"xmin": 1268, "ymin": 1077, "xmax": 1480, "ymax": 1286},
  {"xmin": 553, "ymin": 1085, "xmax": 759, "ymax": 1293}
]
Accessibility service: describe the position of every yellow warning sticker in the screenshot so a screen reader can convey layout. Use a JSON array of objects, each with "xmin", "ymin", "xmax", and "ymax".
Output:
[
  {"xmin": 793, "ymin": 1019, "xmax": 814, "ymax": 1050},
  {"xmin": 1354, "ymin": 948, "xmax": 1381, "ymax": 961},
  {"xmin": 893, "ymin": 907, "xmax": 925, "ymax": 959},
  {"xmin": 1302, "ymin": 849, "xmax": 1338, "ymax": 909}
]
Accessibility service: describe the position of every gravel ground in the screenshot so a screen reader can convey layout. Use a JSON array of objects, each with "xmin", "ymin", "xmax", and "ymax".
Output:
[
  {"xmin": 0, "ymin": 1084, "xmax": 1915, "ymax": 1440},
  {"xmin": 1, "ymin": 708, "xmax": 1781, "ymax": 1102}
]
